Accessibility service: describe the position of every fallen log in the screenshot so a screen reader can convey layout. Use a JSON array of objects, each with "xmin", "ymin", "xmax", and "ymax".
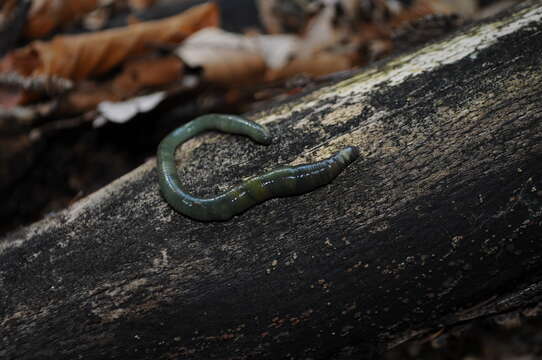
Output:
[{"xmin": 1, "ymin": 1, "xmax": 542, "ymax": 359}]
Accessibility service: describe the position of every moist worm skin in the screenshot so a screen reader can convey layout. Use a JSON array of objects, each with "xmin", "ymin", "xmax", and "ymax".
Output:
[{"xmin": 157, "ymin": 114, "xmax": 359, "ymax": 221}]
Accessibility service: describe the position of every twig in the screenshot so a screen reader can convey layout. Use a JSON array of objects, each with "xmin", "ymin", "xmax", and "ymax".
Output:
[
  {"xmin": 0, "ymin": 73, "xmax": 74, "ymax": 95},
  {"xmin": 28, "ymin": 111, "xmax": 96, "ymax": 141}
]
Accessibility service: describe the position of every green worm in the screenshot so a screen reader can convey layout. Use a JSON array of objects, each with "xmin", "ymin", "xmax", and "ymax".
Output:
[{"xmin": 157, "ymin": 114, "xmax": 359, "ymax": 221}]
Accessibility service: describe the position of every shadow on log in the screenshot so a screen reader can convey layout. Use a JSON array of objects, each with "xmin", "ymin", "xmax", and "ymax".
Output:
[{"xmin": 1, "ymin": 1, "xmax": 542, "ymax": 359}]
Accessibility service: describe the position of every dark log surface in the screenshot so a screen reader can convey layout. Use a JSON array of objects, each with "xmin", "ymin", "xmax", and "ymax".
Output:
[{"xmin": 1, "ymin": 2, "xmax": 542, "ymax": 359}]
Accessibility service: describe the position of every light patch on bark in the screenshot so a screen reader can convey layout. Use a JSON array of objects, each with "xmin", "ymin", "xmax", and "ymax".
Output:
[
  {"xmin": 320, "ymin": 101, "xmax": 367, "ymax": 127},
  {"xmin": 0, "ymin": 305, "xmax": 50, "ymax": 330},
  {"xmin": 151, "ymin": 248, "xmax": 170, "ymax": 270},
  {"xmin": 89, "ymin": 278, "xmax": 149, "ymax": 322}
]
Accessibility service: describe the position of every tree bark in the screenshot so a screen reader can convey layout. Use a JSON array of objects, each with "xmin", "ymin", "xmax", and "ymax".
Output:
[{"xmin": 1, "ymin": 2, "xmax": 542, "ymax": 359}]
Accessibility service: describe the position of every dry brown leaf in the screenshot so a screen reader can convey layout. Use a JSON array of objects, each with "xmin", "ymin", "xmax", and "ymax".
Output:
[
  {"xmin": 59, "ymin": 55, "xmax": 184, "ymax": 113},
  {"xmin": 112, "ymin": 56, "xmax": 184, "ymax": 97},
  {"xmin": 2, "ymin": 2, "xmax": 218, "ymax": 81},
  {"xmin": 61, "ymin": 83, "xmax": 121, "ymax": 114},
  {"xmin": 386, "ymin": 1, "xmax": 452, "ymax": 29},
  {"xmin": 82, "ymin": 5, "xmax": 114, "ymax": 31},
  {"xmin": 0, "ymin": 87, "xmax": 24, "ymax": 109},
  {"xmin": 25, "ymin": 0, "xmax": 102, "ymax": 39},
  {"xmin": 176, "ymin": 28, "xmax": 267, "ymax": 85},
  {"xmin": 266, "ymin": 51, "xmax": 354, "ymax": 81},
  {"xmin": 129, "ymin": 0, "xmax": 158, "ymax": 11},
  {"xmin": 430, "ymin": 0, "xmax": 477, "ymax": 17},
  {"xmin": 0, "ymin": 0, "xmax": 18, "ymax": 28}
]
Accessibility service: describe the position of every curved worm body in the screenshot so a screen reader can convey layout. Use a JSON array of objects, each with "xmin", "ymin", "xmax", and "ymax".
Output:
[{"xmin": 157, "ymin": 114, "xmax": 359, "ymax": 221}]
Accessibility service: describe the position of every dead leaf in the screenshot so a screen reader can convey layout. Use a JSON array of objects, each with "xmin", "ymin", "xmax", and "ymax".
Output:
[
  {"xmin": 296, "ymin": 4, "xmax": 347, "ymax": 59},
  {"xmin": 0, "ymin": 87, "xmax": 24, "ymax": 109},
  {"xmin": 82, "ymin": 5, "xmax": 114, "ymax": 32},
  {"xmin": 95, "ymin": 91, "xmax": 167, "ymax": 126},
  {"xmin": 257, "ymin": 0, "xmax": 283, "ymax": 34},
  {"xmin": 176, "ymin": 28, "xmax": 267, "ymax": 85},
  {"xmin": 61, "ymin": 82, "xmax": 121, "ymax": 114},
  {"xmin": 266, "ymin": 51, "xmax": 355, "ymax": 81},
  {"xmin": 59, "ymin": 55, "xmax": 185, "ymax": 114},
  {"xmin": 24, "ymin": 0, "xmax": 102, "ymax": 39},
  {"xmin": 0, "ymin": 0, "xmax": 18, "ymax": 28},
  {"xmin": 2, "ymin": 2, "xmax": 219, "ymax": 80},
  {"xmin": 430, "ymin": 0, "xmax": 477, "ymax": 17},
  {"xmin": 129, "ymin": 0, "xmax": 158, "ymax": 11},
  {"xmin": 257, "ymin": 0, "xmax": 319, "ymax": 35},
  {"xmin": 255, "ymin": 34, "xmax": 300, "ymax": 70},
  {"xmin": 112, "ymin": 55, "xmax": 184, "ymax": 97}
]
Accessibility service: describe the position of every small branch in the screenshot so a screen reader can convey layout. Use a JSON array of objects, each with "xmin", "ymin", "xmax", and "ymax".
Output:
[{"xmin": 0, "ymin": 73, "xmax": 74, "ymax": 95}]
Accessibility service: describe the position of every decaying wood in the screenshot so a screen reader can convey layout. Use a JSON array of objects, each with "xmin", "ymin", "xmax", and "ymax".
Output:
[{"xmin": 1, "ymin": 1, "xmax": 542, "ymax": 359}]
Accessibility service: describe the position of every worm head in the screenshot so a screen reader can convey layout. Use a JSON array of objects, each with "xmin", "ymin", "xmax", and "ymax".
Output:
[
  {"xmin": 338, "ymin": 146, "xmax": 360, "ymax": 165},
  {"xmin": 255, "ymin": 125, "xmax": 273, "ymax": 145}
]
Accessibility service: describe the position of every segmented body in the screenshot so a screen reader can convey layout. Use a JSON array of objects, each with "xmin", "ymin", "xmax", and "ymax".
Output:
[{"xmin": 157, "ymin": 114, "xmax": 359, "ymax": 221}]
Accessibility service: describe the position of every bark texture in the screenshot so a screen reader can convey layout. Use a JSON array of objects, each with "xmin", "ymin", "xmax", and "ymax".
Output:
[{"xmin": 1, "ymin": 2, "xmax": 542, "ymax": 359}]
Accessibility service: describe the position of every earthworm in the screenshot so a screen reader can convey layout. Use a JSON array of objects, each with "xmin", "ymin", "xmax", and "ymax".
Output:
[{"xmin": 157, "ymin": 114, "xmax": 359, "ymax": 221}]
